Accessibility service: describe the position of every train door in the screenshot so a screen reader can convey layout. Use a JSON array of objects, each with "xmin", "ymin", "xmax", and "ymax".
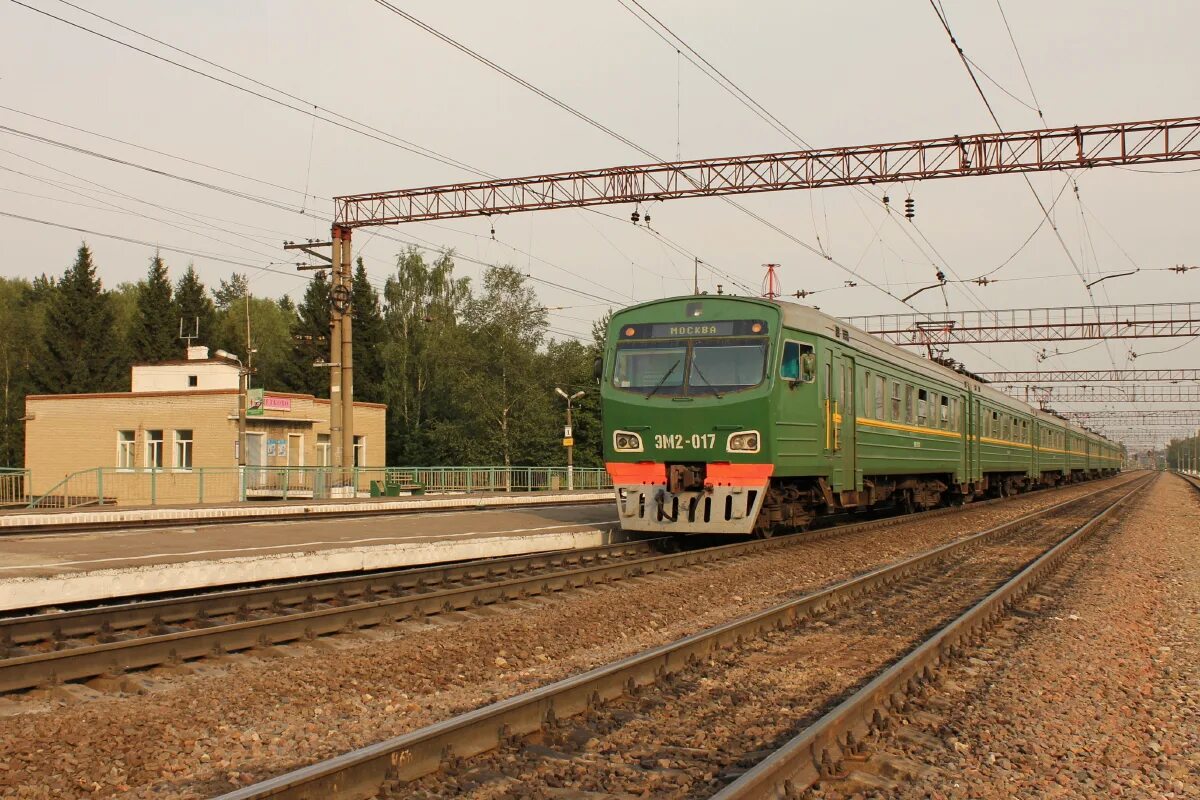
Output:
[
  {"xmin": 969, "ymin": 397, "xmax": 981, "ymax": 485},
  {"xmin": 955, "ymin": 394, "xmax": 967, "ymax": 483},
  {"xmin": 824, "ymin": 348, "xmax": 855, "ymax": 491}
]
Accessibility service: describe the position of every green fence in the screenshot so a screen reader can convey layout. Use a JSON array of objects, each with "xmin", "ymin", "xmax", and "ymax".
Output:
[
  {"xmin": 0, "ymin": 468, "xmax": 28, "ymax": 507},
  {"xmin": 24, "ymin": 465, "xmax": 613, "ymax": 509}
]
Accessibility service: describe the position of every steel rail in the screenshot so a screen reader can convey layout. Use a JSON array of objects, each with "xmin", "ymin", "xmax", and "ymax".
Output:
[
  {"xmin": 0, "ymin": 478, "xmax": 1074, "ymax": 694},
  {"xmin": 0, "ymin": 533, "xmax": 646, "ymax": 646},
  {"xmin": 711, "ymin": 476, "xmax": 1150, "ymax": 799},
  {"xmin": 212, "ymin": 475, "xmax": 1145, "ymax": 800}
]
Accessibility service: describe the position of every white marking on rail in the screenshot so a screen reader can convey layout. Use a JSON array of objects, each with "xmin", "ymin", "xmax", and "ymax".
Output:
[{"xmin": 0, "ymin": 522, "xmax": 619, "ymax": 573}]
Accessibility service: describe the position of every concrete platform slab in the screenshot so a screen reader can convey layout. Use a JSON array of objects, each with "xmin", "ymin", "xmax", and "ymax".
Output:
[
  {"xmin": 0, "ymin": 490, "xmax": 612, "ymax": 532},
  {"xmin": 0, "ymin": 503, "xmax": 623, "ymax": 613}
]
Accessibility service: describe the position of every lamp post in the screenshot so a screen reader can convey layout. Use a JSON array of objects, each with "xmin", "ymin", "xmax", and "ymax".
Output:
[
  {"xmin": 555, "ymin": 387, "xmax": 586, "ymax": 491},
  {"xmin": 215, "ymin": 350, "xmax": 249, "ymax": 489}
]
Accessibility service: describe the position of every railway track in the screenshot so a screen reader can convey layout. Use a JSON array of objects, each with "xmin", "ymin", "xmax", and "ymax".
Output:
[
  {"xmin": 209, "ymin": 473, "xmax": 1149, "ymax": 800},
  {"xmin": 0, "ymin": 477, "xmax": 1123, "ymax": 694}
]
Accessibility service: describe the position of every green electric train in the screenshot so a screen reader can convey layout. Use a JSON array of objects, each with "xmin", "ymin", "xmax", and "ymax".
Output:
[{"xmin": 599, "ymin": 295, "xmax": 1123, "ymax": 536}]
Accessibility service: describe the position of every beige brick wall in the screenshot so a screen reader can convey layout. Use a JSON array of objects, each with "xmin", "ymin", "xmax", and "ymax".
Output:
[{"xmin": 24, "ymin": 389, "xmax": 386, "ymax": 504}]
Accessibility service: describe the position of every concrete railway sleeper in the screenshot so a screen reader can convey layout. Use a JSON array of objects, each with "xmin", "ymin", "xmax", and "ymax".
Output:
[
  {"xmin": 209, "ymin": 474, "xmax": 1149, "ymax": 800},
  {"xmin": 0, "ymin": 479, "xmax": 1107, "ymax": 694}
]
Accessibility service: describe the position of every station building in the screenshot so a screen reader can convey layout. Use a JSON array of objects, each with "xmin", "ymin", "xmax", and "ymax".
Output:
[{"xmin": 23, "ymin": 346, "xmax": 386, "ymax": 504}]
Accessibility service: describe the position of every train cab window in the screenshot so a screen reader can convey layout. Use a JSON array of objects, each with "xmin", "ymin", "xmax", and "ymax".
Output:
[
  {"xmin": 780, "ymin": 341, "xmax": 815, "ymax": 384},
  {"xmin": 875, "ymin": 376, "xmax": 886, "ymax": 419},
  {"xmin": 917, "ymin": 389, "xmax": 928, "ymax": 426},
  {"xmin": 939, "ymin": 396, "xmax": 950, "ymax": 429}
]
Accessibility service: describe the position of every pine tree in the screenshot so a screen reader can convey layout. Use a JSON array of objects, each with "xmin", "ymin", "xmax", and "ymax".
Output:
[
  {"xmin": 175, "ymin": 264, "xmax": 216, "ymax": 348},
  {"xmin": 286, "ymin": 270, "xmax": 331, "ymax": 397},
  {"xmin": 131, "ymin": 254, "xmax": 178, "ymax": 362},
  {"xmin": 32, "ymin": 243, "xmax": 125, "ymax": 393},
  {"xmin": 351, "ymin": 258, "xmax": 386, "ymax": 402}
]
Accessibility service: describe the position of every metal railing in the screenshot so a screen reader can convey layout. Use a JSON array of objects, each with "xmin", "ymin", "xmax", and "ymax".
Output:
[
  {"xmin": 23, "ymin": 465, "xmax": 612, "ymax": 509},
  {"xmin": 0, "ymin": 468, "xmax": 28, "ymax": 507}
]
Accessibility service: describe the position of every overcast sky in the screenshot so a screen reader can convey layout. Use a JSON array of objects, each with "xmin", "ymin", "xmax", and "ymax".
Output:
[{"xmin": 1, "ymin": 1, "xmax": 1197, "ymax": 448}]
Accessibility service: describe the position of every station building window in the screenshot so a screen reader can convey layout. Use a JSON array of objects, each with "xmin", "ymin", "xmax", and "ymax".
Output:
[
  {"xmin": 353, "ymin": 435, "xmax": 367, "ymax": 467},
  {"xmin": 174, "ymin": 429, "xmax": 193, "ymax": 471},
  {"xmin": 145, "ymin": 430, "xmax": 164, "ymax": 470},
  {"xmin": 316, "ymin": 434, "xmax": 331, "ymax": 467},
  {"xmin": 116, "ymin": 430, "xmax": 135, "ymax": 470}
]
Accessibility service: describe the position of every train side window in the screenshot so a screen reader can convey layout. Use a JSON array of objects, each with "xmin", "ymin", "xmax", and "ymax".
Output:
[
  {"xmin": 780, "ymin": 341, "xmax": 815, "ymax": 384},
  {"xmin": 1002, "ymin": 416, "xmax": 1011, "ymax": 440},
  {"xmin": 951, "ymin": 397, "xmax": 960, "ymax": 431},
  {"xmin": 940, "ymin": 395, "xmax": 950, "ymax": 429},
  {"xmin": 917, "ymin": 389, "xmax": 928, "ymax": 426},
  {"xmin": 903, "ymin": 384, "xmax": 914, "ymax": 424},
  {"xmin": 875, "ymin": 376, "xmax": 886, "ymax": 419},
  {"xmin": 891, "ymin": 381, "xmax": 902, "ymax": 421}
]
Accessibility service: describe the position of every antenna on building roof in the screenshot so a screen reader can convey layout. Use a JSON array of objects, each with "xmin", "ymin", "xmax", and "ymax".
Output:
[{"xmin": 178, "ymin": 316, "xmax": 200, "ymax": 347}]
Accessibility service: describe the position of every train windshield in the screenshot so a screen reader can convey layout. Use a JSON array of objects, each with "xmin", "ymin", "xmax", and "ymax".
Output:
[{"xmin": 612, "ymin": 338, "xmax": 767, "ymax": 397}]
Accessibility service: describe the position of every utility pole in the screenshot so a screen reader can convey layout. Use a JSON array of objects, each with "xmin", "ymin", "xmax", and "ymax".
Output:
[
  {"xmin": 693, "ymin": 257, "xmax": 700, "ymax": 295},
  {"xmin": 555, "ymin": 388, "xmax": 585, "ymax": 490},
  {"xmin": 285, "ymin": 229, "xmax": 355, "ymax": 479}
]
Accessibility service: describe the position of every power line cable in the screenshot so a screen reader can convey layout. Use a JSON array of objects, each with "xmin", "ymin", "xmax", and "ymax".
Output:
[{"xmin": 15, "ymin": 0, "xmax": 489, "ymax": 176}]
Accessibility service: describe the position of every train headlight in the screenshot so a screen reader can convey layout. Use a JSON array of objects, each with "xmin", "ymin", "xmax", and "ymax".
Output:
[
  {"xmin": 613, "ymin": 430, "xmax": 644, "ymax": 452},
  {"xmin": 726, "ymin": 430, "xmax": 761, "ymax": 453}
]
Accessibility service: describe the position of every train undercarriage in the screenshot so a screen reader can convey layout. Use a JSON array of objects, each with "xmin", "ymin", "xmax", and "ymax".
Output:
[{"xmin": 615, "ymin": 464, "xmax": 1119, "ymax": 538}]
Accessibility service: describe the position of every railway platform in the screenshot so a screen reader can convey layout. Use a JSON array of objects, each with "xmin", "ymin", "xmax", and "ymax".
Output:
[{"xmin": 0, "ymin": 498, "xmax": 621, "ymax": 613}]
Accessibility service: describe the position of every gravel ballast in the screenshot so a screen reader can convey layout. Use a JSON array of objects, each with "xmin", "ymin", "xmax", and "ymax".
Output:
[
  {"xmin": 812, "ymin": 473, "xmax": 1199, "ymax": 799},
  {"xmin": 0, "ymin": 476, "xmax": 1138, "ymax": 798}
]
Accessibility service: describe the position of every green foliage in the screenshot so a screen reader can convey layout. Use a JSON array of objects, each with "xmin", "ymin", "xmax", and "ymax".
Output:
[
  {"xmin": 32, "ymin": 244, "xmax": 125, "ymax": 395},
  {"xmin": 212, "ymin": 273, "xmax": 250, "ymax": 311},
  {"xmin": 131, "ymin": 255, "xmax": 179, "ymax": 363},
  {"xmin": 0, "ymin": 277, "xmax": 48, "ymax": 466},
  {"xmin": 352, "ymin": 258, "xmax": 386, "ymax": 403},
  {"xmin": 381, "ymin": 248, "xmax": 471, "ymax": 464},
  {"xmin": 208, "ymin": 275, "xmax": 298, "ymax": 392},
  {"xmin": 286, "ymin": 269, "xmax": 331, "ymax": 397}
]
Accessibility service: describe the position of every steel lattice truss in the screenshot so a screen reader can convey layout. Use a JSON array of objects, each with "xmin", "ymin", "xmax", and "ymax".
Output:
[
  {"xmin": 333, "ymin": 115, "xmax": 1200, "ymax": 226},
  {"xmin": 1060, "ymin": 411, "xmax": 1200, "ymax": 430},
  {"xmin": 997, "ymin": 386, "xmax": 1200, "ymax": 402},
  {"xmin": 844, "ymin": 303, "xmax": 1200, "ymax": 344},
  {"xmin": 977, "ymin": 369, "xmax": 1200, "ymax": 383}
]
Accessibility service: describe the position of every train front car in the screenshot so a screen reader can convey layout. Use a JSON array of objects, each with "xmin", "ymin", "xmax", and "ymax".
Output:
[{"xmin": 600, "ymin": 296, "xmax": 786, "ymax": 536}]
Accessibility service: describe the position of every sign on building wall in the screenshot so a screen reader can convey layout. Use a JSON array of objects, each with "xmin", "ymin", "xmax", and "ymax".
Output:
[
  {"xmin": 247, "ymin": 388, "xmax": 265, "ymax": 416},
  {"xmin": 246, "ymin": 390, "xmax": 291, "ymax": 416}
]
